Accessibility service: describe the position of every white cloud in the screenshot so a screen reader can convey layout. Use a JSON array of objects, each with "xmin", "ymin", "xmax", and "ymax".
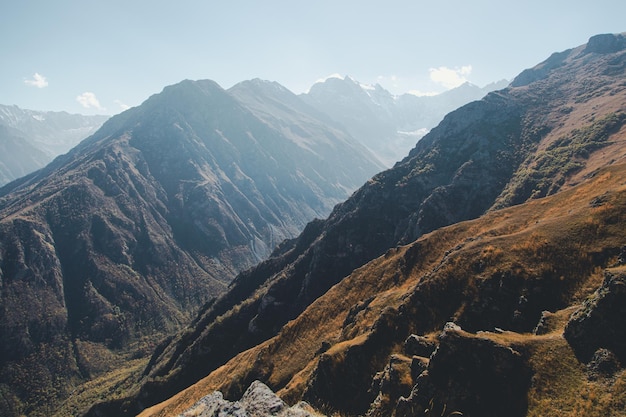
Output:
[
  {"xmin": 429, "ymin": 65, "xmax": 472, "ymax": 89},
  {"xmin": 76, "ymin": 92, "xmax": 105, "ymax": 111},
  {"xmin": 24, "ymin": 73, "xmax": 48, "ymax": 88},
  {"xmin": 114, "ymin": 99, "xmax": 130, "ymax": 111}
]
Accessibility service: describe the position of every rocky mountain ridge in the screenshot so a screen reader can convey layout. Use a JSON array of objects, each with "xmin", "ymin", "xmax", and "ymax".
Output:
[{"xmin": 90, "ymin": 33, "xmax": 626, "ymax": 417}]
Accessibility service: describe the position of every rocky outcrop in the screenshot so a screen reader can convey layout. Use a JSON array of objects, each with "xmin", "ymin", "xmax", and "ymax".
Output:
[
  {"xmin": 564, "ymin": 268, "xmax": 626, "ymax": 363},
  {"xmin": 403, "ymin": 334, "xmax": 437, "ymax": 358},
  {"xmin": 395, "ymin": 323, "xmax": 532, "ymax": 417},
  {"xmin": 178, "ymin": 381, "xmax": 321, "ymax": 417},
  {"xmin": 584, "ymin": 33, "xmax": 626, "ymax": 54}
]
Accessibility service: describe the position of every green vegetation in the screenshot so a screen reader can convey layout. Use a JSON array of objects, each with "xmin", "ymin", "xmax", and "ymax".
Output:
[
  {"xmin": 497, "ymin": 111, "xmax": 626, "ymax": 206},
  {"xmin": 53, "ymin": 357, "xmax": 147, "ymax": 417}
]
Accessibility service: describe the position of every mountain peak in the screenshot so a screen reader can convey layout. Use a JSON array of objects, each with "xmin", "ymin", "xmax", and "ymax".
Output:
[
  {"xmin": 512, "ymin": 32, "xmax": 626, "ymax": 88},
  {"xmin": 229, "ymin": 78, "xmax": 295, "ymax": 99},
  {"xmin": 584, "ymin": 32, "xmax": 626, "ymax": 54}
]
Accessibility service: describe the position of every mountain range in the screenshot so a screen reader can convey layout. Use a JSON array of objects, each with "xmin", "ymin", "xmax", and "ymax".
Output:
[
  {"xmin": 2, "ymin": 32, "xmax": 626, "ymax": 417},
  {"xmin": 0, "ymin": 77, "xmax": 502, "ymax": 189},
  {"xmin": 0, "ymin": 105, "xmax": 108, "ymax": 186},
  {"xmin": 302, "ymin": 76, "xmax": 508, "ymax": 166},
  {"xmin": 76, "ymin": 33, "xmax": 626, "ymax": 417},
  {"xmin": 0, "ymin": 78, "xmax": 385, "ymax": 417}
]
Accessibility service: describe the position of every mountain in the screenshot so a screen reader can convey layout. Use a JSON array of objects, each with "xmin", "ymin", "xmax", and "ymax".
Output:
[
  {"xmin": 301, "ymin": 76, "xmax": 508, "ymax": 166},
  {"xmin": 0, "ymin": 79, "xmax": 383, "ymax": 417},
  {"xmin": 0, "ymin": 124, "xmax": 50, "ymax": 185},
  {"xmin": 0, "ymin": 104, "xmax": 108, "ymax": 185},
  {"xmin": 92, "ymin": 33, "xmax": 626, "ymax": 417}
]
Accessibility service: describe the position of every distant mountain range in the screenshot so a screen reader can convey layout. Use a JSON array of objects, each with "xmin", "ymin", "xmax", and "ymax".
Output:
[
  {"xmin": 0, "ymin": 78, "xmax": 384, "ymax": 417},
  {"xmin": 82, "ymin": 33, "xmax": 626, "ymax": 417},
  {"xmin": 0, "ymin": 105, "xmax": 108, "ymax": 185},
  {"xmin": 302, "ymin": 77, "xmax": 508, "ymax": 165},
  {"xmin": 0, "ymin": 78, "xmax": 505, "ymax": 188}
]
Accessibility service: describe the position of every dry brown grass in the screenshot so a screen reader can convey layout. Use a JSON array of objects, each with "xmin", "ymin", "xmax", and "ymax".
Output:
[
  {"xmin": 140, "ymin": 161, "xmax": 626, "ymax": 417},
  {"xmin": 525, "ymin": 331, "xmax": 626, "ymax": 417}
]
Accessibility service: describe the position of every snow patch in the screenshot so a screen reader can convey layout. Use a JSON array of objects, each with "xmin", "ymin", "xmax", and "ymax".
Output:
[{"xmin": 397, "ymin": 128, "xmax": 429, "ymax": 137}]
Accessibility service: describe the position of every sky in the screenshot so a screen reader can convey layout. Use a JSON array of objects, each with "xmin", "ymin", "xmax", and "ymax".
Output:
[{"xmin": 2, "ymin": 1, "xmax": 625, "ymax": 116}]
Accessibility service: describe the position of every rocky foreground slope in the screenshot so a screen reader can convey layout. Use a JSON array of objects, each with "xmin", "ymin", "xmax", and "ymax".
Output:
[
  {"xmin": 0, "ymin": 79, "xmax": 383, "ymax": 417},
  {"xmin": 85, "ymin": 33, "xmax": 626, "ymax": 417}
]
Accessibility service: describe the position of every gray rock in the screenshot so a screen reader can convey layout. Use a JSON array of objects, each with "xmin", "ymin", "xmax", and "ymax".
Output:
[
  {"xmin": 178, "ymin": 381, "xmax": 323, "ymax": 417},
  {"xmin": 584, "ymin": 33, "xmax": 626, "ymax": 54}
]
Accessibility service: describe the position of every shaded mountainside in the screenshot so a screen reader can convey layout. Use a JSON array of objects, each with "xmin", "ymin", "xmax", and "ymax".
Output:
[
  {"xmin": 301, "ymin": 76, "xmax": 508, "ymax": 166},
  {"xmin": 90, "ymin": 34, "xmax": 626, "ymax": 417},
  {"xmin": 0, "ymin": 79, "xmax": 383, "ymax": 417},
  {"xmin": 0, "ymin": 104, "xmax": 108, "ymax": 185}
]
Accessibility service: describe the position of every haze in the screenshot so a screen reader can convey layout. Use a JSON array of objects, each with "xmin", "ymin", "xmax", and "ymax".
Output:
[{"xmin": 2, "ymin": 0, "xmax": 625, "ymax": 115}]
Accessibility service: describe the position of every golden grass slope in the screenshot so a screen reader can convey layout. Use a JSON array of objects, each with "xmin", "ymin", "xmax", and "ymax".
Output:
[{"xmin": 138, "ymin": 152, "xmax": 626, "ymax": 416}]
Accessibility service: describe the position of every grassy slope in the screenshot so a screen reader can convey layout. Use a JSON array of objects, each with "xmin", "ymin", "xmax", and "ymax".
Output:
[{"xmin": 138, "ymin": 157, "xmax": 626, "ymax": 416}]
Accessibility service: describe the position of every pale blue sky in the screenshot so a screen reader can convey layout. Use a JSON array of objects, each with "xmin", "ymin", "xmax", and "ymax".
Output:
[{"xmin": 2, "ymin": 0, "xmax": 625, "ymax": 115}]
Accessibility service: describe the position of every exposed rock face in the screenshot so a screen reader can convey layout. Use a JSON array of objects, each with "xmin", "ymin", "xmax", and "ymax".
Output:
[
  {"xmin": 585, "ymin": 33, "xmax": 626, "ymax": 54},
  {"xmin": 403, "ymin": 334, "xmax": 437, "ymax": 358},
  {"xmin": 366, "ymin": 354, "xmax": 413, "ymax": 417},
  {"xmin": 0, "ymin": 79, "xmax": 383, "ymax": 417},
  {"xmin": 564, "ymin": 268, "xmax": 626, "ymax": 363},
  {"xmin": 178, "ymin": 381, "xmax": 321, "ymax": 417},
  {"xmin": 395, "ymin": 324, "xmax": 532, "ymax": 417}
]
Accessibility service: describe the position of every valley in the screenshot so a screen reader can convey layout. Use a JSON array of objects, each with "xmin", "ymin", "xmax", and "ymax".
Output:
[{"xmin": 1, "ymin": 32, "xmax": 626, "ymax": 417}]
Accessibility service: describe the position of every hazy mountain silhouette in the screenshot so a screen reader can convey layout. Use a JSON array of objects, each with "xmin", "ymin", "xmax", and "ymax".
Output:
[
  {"xmin": 301, "ymin": 76, "xmax": 508, "ymax": 165},
  {"xmin": 0, "ymin": 104, "xmax": 108, "ymax": 185}
]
